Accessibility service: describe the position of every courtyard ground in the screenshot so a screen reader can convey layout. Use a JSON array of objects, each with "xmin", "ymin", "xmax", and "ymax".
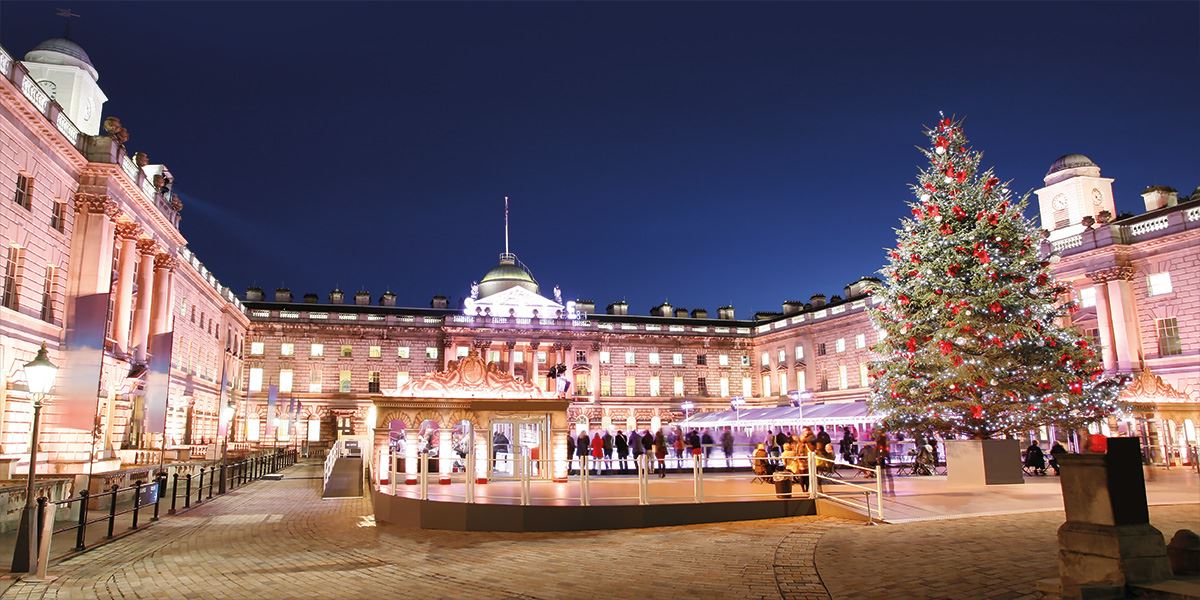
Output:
[{"xmin": 0, "ymin": 461, "xmax": 1195, "ymax": 600}]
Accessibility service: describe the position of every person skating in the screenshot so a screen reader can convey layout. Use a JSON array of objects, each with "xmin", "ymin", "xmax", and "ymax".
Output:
[{"xmin": 654, "ymin": 429, "xmax": 668, "ymax": 477}]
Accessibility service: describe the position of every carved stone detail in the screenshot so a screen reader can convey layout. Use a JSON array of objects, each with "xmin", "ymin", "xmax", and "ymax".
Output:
[
  {"xmin": 391, "ymin": 348, "xmax": 550, "ymax": 399},
  {"xmin": 135, "ymin": 238, "xmax": 159, "ymax": 256},
  {"xmin": 153, "ymin": 253, "xmax": 177, "ymax": 271},
  {"xmin": 1087, "ymin": 265, "xmax": 1136, "ymax": 283},
  {"xmin": 114, "ymin": 221, "xmax": 142, "ymax": 240},
  {"xmin": 1121, "ymin": 368, "xmax": 1189, "ymax": 402},
  {"xmin": 72, "ymin": 192, "xmax": 119, "ymax": 218}
]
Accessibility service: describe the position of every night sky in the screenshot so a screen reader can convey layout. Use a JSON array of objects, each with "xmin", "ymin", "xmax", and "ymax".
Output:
[{"xmin": 2, "ymin": 2, "xmax": 1197, "ymax": 316}]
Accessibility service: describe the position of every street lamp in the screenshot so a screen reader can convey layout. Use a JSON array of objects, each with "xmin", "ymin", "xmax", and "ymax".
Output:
[
  {"xmin": 680, "ymin": 401, "xmax": 694, "ymax": 421},
  {"xmin": 12, "ymin": 343, "xmax": 57, "ymax": 573}
]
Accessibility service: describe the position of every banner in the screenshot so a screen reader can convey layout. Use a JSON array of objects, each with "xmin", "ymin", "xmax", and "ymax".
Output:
[
  {"xmin": 216, "ymin": 357, "xmax": 231, "ymax": 438},
  {"xmin": 286, "ymin": 397, "xmax": 299, "ymax": 437},
  {"xmin": 58, "ymin": 293, "xmax": 110, "ymax": 430},
  {"xmin": 265, "ymin": 385, "xmax": 278, "ymax": 438},
  {"xmin": 144, "ymin": 331, "xmax": 174, "ymax": 434}
]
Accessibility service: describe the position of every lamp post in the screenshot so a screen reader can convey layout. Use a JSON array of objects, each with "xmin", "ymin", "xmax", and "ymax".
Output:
[
  {"xmin": 11, "ymin": 343, "xmax": 58, "ymax": 573},
  {"xmin": 730, "ymin": 396, "xmax": 746, "ymax": 424},
  {"xmin": 680, "ymin": 401, "xmax": 694, "ymax": 422}
]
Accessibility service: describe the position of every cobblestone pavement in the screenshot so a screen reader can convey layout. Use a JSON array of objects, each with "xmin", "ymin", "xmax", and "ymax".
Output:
[
  {"xmin": 2, "ymin": 462, "xmax": 1193, "ymax": 600},
  {"xmin": 1, "ymin": 462, "xmax": 845, "ymax": 600},
  {"xmin": 816, "ymin": 504, "xmax": 1199, "ymax": 600}
]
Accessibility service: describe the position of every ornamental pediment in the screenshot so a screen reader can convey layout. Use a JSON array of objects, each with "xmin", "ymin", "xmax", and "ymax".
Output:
[
  {"xmin": 385, "ymin": 349, "xmax": 552, "ymax": 399},
  {"xmin": 1121, "ymin": 367, "xmax": 1190, "ymax": 402}
]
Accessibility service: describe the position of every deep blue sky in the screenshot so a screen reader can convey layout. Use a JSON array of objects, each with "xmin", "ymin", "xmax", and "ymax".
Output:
[{"xmin": 3, "ymin": 2, "xmax": 1197, "ymax": 315}]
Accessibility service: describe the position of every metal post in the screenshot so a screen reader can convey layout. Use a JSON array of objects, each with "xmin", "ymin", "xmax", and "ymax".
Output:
[
  {"xmin": 390, "ymin": 447, "xmax": 398, "ymax": 497},
  {"xmin": 208, "ymin": 467, "xmax": 214, "ymax": 499},
  {"xmin": 170, "ymin": 473, "xmax": 179, "ymax": 514},
  {"xmin": 35, "ymin": 496, "xmax": 46, "ymax": 553},
  {"xmin": 808, "ymin": 451, "xmax": 818, "ymax": 500},
  {"xmin": 419, "ymin": 453, "xmax": 429, "ymax": 501},
  {"xmin": 184, "ymin": 474, "xmax": 192, "ymax": 509},
  {"xmin": 11, "ymin": 397, "xmax": 44, "ymax": 572},
  {"xmin": 197, "ymin": 467, "xmax": 205, "ymax": 504},
  {"xmin": 74, "ymin": 490, "xmax": 89, "ymax": 551},
  {"xmin": 692, "ymin": 457, "xmax": 701, "ymax": 503},
  {"xmin": 152, "ymin": 474, "xmax": 164, "ymax": 521},
  {"xmin": 106, "ymin": 485, "xmax": 118, "ymax": 538},
  {"xmin": 519, "ymin": 454, "xmax": 530, "ymax": 506},
  {"xmin": 638, "ymin": 454, "xmax": 649, "ymax": 505},
  {"xmin": 131, "ymin": 481, "xmax": 143, "ymax": 529},
  {"xmin": 875, "ymin": 464, "xmax": 884, "ymax": 519},
  {"xmin": 465, "ymin": 448, "xmax": 475, "ymax": 504},
  {"xmin": 579, "ymin": 455, "xmax": 590, "ymax": 506}
]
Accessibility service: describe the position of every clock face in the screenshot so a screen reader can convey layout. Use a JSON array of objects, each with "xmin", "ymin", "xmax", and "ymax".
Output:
[
  {"xmin": 1052, "ymin": 194, "xmax": 1068, "ymax": 210},
  {"xmin": 36, "ymin": 80, "xmax": 57, "ymax": 99},
  {"xmin": 82, "ymin": 97, "xmax": 95, "ymax": 122},
  {"xmin": 1092, "ymin": 189, "xmax": 1104, "ymax": 206}
]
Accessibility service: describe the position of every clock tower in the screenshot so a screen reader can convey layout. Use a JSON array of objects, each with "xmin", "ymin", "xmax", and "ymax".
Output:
[
  {"xmin": 1034, "ymin": 153, "xmax": 1116, "ymax": 242},
  {"xmin": 22, "ymin": 37, "xmax": 108, "ymax": 136}
]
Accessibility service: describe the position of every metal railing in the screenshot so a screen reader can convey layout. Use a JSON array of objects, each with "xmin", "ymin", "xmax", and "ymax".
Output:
[
  {"xmin": 25, "ymin": 448, "xmax": 298, "ymax": 570},
  {"xmin": 811, "ymin": 452, "xmax": 883, "ymax": 522}
]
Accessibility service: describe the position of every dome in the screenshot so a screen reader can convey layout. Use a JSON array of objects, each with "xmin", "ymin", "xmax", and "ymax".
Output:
[
  {"xmin": 1046, "ymin": 153, "xmax": 1097, "ymax": 176},
  {"xmin": 24, "ymin": 38, "xmax": 98, "ymax": 81},
  {"xmin": 477, "ymin": 254, "xmax": 539, "ymax": 298}
]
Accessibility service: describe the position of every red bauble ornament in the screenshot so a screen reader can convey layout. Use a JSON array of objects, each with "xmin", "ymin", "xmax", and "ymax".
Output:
[
  {"xmin": 971, "ymin": 405, "xmax": 983, "ymax": 419},
  {"xmin": 952, "ymin": 205, "xmax": 967, "ymax": 220},
  {"xmin": 989, "ymin": 301, "xmax": 1002, "ymax": 314},
  {"xmin": 940, "ymin": 223, "xmax": 954, "ymax": 235},
  {"xmin": 898, "ymin": 294, "xmax": 910, "ymax": 306},
  {"xmin": 939, "ymin": 340, "xmax": 953, "ymax": 355},
  {"xmin": 912, "ymin": 207, "xmax": 923, "ymax": 219},
  {"xmin": 983, "ymin": 176, "xmax": 1000, "ymax": 192},
  {"xmin": 906, "ymin": 337, "xmax": 917, "ymax": 353},
  {"xmin": 947, "ymin": 264, "xmax": 961, "ymax": 277},
  {"xmin": 1069, "ymin": 380, "xmax": 1083, "ymax": 394}
]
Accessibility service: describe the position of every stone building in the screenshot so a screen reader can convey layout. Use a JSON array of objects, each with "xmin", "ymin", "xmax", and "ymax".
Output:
[{"xmin": 0, "ymin": 37, "xmax": 247, "ymax": 478}]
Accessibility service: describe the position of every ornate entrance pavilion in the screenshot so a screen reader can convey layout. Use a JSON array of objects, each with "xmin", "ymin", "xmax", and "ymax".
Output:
[{"xmin": 371, "ymin": 349, "xmax": 570, "ymax": 485}]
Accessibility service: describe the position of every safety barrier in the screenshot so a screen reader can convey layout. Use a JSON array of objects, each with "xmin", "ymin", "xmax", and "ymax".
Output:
[{"xmin": 811, "ymin": 452, "xmax": 883, "ymax": 522}]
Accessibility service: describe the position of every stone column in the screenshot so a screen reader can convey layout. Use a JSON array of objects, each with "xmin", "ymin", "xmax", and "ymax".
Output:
[
  {"xmin": 65, "ymin": 193, "xmax": 119, "ymax": 301},
  {"xmin": 130, "ymin": 239, "xmax": 158, "ymax": 362},
  {"xmin": 590, "ymin": 343, "xmax": 601, "ymax": 403},
  {"xmin": 149, "ymin": 254, "xmax": 176, "ymax": 353},
  {"xmin": 527, "ymin": 342, "xmax": 540, "ymax": 387},
  {"xmin": 1088, "ymin": 279, "xmax": 1118, "ymax": 372},
  {"xmin": 563, "ymin": 343, "xmax": 575, "ymax": 398},
  {"xmin": 442, "ymin": 341, "xmax": 454, "ymax": 370},
  {"xmin": 1105, "ymin": 277, "xmax": 1142, "ymax": 373},
  {"xmin": 506, "ymin": 341, "xmax": 517, "ymax": 377},
  {"xmin": 110, "ymin": 222, "xmax": 141, "ymax": 353}
]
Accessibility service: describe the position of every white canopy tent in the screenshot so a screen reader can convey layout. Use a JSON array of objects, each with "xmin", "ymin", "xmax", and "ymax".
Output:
[{"xmin": 676, "ymin": 401, "xmax": 874, "ymax": 430}]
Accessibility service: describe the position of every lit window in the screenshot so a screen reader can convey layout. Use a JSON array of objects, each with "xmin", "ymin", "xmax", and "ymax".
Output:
[
  {"xmin": 396, "ymin": 371, "xmax": 409, "ymax": 387},
  {"xmin": 648, "ymin": 352, "xmax": 660, "ymax": 365},
  {"xmin": 795, "ymin": 345, "xmax": 804, "ymax": 361},
  {"xmin": 855, "ymin": 334, "xmax": 866, "ymax": 349},
  {"xmin": 817, "ymin": 343, "xmax": 827, "ymax": 356},
  {"xmin": 1148, "ymin": 272, "xmax": 1172, "ymax": 296},
  {"xmin": 839, "ymin": 365, "xmax": 848, "ymax": 390},
  {"xmin": 369, "ymin": 345, "xmax": 381, "ymax": 358},
  {"xmin": 697, "ymin": 377, "xmax": 707, "ymax": 396},
  {"xmin": 50, "ymin": 201, "xmax": 65, "ymax": 232},
  {"xmin": 489, "ymin": 350, "xmax": 501, "ymax": 362},
  {"xmin": 878, "ymin": 328, "xmax": 887, "ymax": 341},
  {"xmin": 600, "ymin": 375, "xmax": 611, "ymax": 396},
  {"xmin": 625, "ymin": 351, "xmax": 636, "ymax": 365},
  {"xmin": 778, "ymin": 349, "xmax": 786, "ymax": 364},
  {"xmin": 537, "ymin": 351, "xmax": 547, "ymax": 364},
  {"xmin": 860, "ymin": 364, "xmax": 869, "ymax": 387},
  {"xmin": 719, "ymin": 354, "xmax": 729, "ymax": 366},
  {"xmin": 279, "ymin": 369, "xmax": 293, "ymax": 393},
  {"xmin": 673, "ymin": 376, "xmax": 684, "ymax": 396},
  {"xmin": 13, "ymin": 174, "xmax": 33, "ymax": 210},
  {"xmin": 720, "ymin": 377, "xmax": 730, "ymax": 397},
  {"xmin": 649, "ymin": 375, "xmax": 660, "ymax": 397},
  {"xmin": 250, "ymin": 342, "xmax": 264, "ymax": 356},
  {"xmin": 456, "ymin": 346, "xmax": 469, "ymax": 358},
  {"xmin": 340, "ymin": 345, "xmax": 352, "ymax": 358},
  {"xmin": 1079, "ymin": 287, "xmax": 1097, "ymax": 308},
  {"xmin": 339, "ymin": 370, "xmax": 352, "ymax": 393},
  {"xmin": 741, "ymin": 377, "xmax": 752, "ymax": 397},
  {"xmin": 368, "ymin": 371, "xmax": 380, "ymax": 393},
  {"xmin": 280, "ymin": 342, "xmax": 294, "ymax": 357},
  {"xmin": 672, "ymin": 353, "xmax": 683, "ymax": 365},
  {"xmin": 599, "ymin": 350, "xmax": 611, "ymax": 364},
  {"xmin": 762, "ymin": 374, "xmax": 771, "ymax": 396},
  {"xmin": 836, "ymin": 338, "xmax": 846, "ymax": 353},
  {"xmin": 625, "ymin": 376, "xmax": 636, "ymax": 396},
  {"xmin": 397, "ymin": 346, "xmax": 410, "ymax": 359},
  {"xmin": 310, "ymin": 343, "xmax": 324, "ymax": 357},
  {"xmin": 513, "ymin": 351, "xmax": 524, "ymax": 363},
  {"xmin": 308, "ymin": 365, "xmax": 321, "ymax": 393},
  {"xmin": 1156, "ymin": 318, "xmax": 1182, "ymax": 356},
  {"xmin": 425, "ymin": 347, "xmax": 438, "ymax": 359},
  {"xmin": 248, "ymin": 368, "xmax": 263, "ymax": 392},
  {"xmin": 761, "ymin": 352, "xmax": 771, "ymax": 366},
  {"xmin": 779, "ymin": 372, "xmax": 787, "ymax": 395},
  {"xmin": 797, "ymin": 370, "xmax": 806, "ymax": 391},
  {"xmin": 740, "ymin": 355, "xmax": 750, "ymax": 367}
]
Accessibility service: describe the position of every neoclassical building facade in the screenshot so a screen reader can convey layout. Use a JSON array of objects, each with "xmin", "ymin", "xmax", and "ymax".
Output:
[{"xmin": 1, "ymin": 33, "xmax": 1196, "ymax": 484}]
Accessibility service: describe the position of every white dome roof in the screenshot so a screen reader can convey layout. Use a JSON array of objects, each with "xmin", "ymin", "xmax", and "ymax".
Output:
[
  {"xmin": 1044, "ymin": 153, "xmax": 1101, "ymax": 185},
  {"xmin": 25, "ymin": 38, "xmax": 98, "ymax": 81}
]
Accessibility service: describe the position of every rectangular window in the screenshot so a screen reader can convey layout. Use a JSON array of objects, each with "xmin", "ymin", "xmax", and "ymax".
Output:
[
  {"xmin": 648, "ymin": 351, "xmax": 660, "ymax": 365},
  {"xmin": 797, "ymin": 370, "xmax": 806, "ymax": 391},
  {"xmin": 624, "ymin": 376, "xmax": 636, "ymax": 397},
  {"xmin": 1079, "ymin": 287, "xmax": 1097, "ymax": 308},
  {"xmin": 280, "ymin": 342, "xmax": 295, "ymax": 357},
  {"xmin": 697, "ymin": 354, "xmax": 708, "ymax": 366},
  {"xmin": 672, "ymin": 353, "xmax": 683, "ymax": 366},
  {"xmin": 649, "ymin": 375, "xmax": 660, "ymax": 397},
  {"xmin": 1156, "ymin": 318, "xmax": 1182, "ymax": 356},
  {"xmin": 817, "ymin": 343, "xmax": 827, "ymax": 356},
  {"xmin": 250, "ymin": 341, "xmax": 264, "ymax": 356},
  {"xmin": 673, "ymin": 375, "xmax": 684, "ymax": 396},
  {"xmin": 718, "ymin": 354, "xmax": 728, "ymax": 366},
  {"xmin": 513, "ymin": 350, "xmax": 524, "ymax": 363},
  {"xmin": 537, "ymin": 351, "xmax": 547, "ymax": 364},
  {"xmin": 740, "ymin": 355, "xmax": 750, "ymax": 367},
  {"xmin": 397, "ymin": 346, "xmax": 410, "ymax": 359},
  {"xmin": 836, "ymin": 338, "xmax": 846, "ymax": 353},
  {"xmin": 599, "ymin": 350, "xmax": 611, "ymax": 364},
  {"xmin": 778, "ymin": 349, "xmax": 786, "ymax": 364},
  {"xmin": 368, "ymin": 371, "xmax": 380, "ymax": 393},
  {"xmin": 369, "ymin": 345, "xmax": 381, "ymax": 358},
  {"xmin": 761, "ymin": 351, "xmax": 771, "ymax": 367},
  {"xmin": 697, "ymin": 376, "xmax": 708, "ymax": 396},
  {"xmin": 40, "ymin": 265, "xmax": 58, "ymax": 323},
  {"xmin": 795, "ymin": 345, "xmax": 804, "ymax": 361},
  {"xmin": 761, "ymin": 374, "xmax": 772, "ymax": 396},
  {"xmin": 719, "ymin": 377, "xmax": 729, "ymax": 397},
  {"xmin": 456, "ymin": 345, "xmax": 469, "ymax": 359},
  {"xmin": 624, "ymin": 351, "xmax": 636, "ymax": 365},
  {"xmin": 1, "ymin": 246, "xmax": 25, "ymax": 311},
  {"xmin": 309, "ymin": 366, "xmax": 321, "ymax": 393},
  {"xmin": 396, "ymin": 371, "xmax": 409, "ymax": 387},
  {"xmin": 1148, "ymin": 272, "xmax": 1173, "ymax": 296},
  {"xmin": 248, "ymin": 367, "xmax": 263, "ymax": 392},
  {"xmin": 279, "ymin": 369, "xmax": 293, "ymax": 393},
  {"xmin": 425, "ymin": 347, "xmax": 438, "ymax": 359},
  {"xmin": 489, "ymin": 350, "xmax": 500, "ymax": 363},
  {"xmin": 600, "ymin": 374, "xmax": 611, "ymax": 397},
  {"xmin": 820, "ymin": 373, "xmax": 829, "ymax": 392},
  {"xmin": 1086, "ymin": 328, "xmax": 1102, "ymax": 352},
  {"xmin": 310, "ymin": 343, "xmax": 324, "ymax": 357},
  {"xmin": 779, "ymin": 372, "xmax": 788, "ymax": 395},
  {"xmin": 339, "ymin": 370, "xmax": 352, "ymax": 393},
  {"xmin": 860, "ymin": 363, "xmax": 869, "ymax": 387},
  {"xmin": 742, "ymin": 377, "xmax": 752, "ymax": 398},
  {"xmin": 839, "ymin": 365, "xmax": 848, "ymax": 389},
  {"xmin": 575, "ymin": 371, "xmax": 589, "ymax": 395},
  {"xmin": 575, "ymin": 349, "xmax": 587, "ymax": 363},
  {"xmin": 340, "ymin": 344, "xmax": 353, "ymax": 358},
  {"xmin": 13, "ymin": 174, "xmax": 32, "ymax": 210},
  {"xmin": 50, "ymin": 201, "xmax": 65, "ymax": 232},
  {"xmin": 855, "ymin": 334, "xmax": 866, "ymax": 349}
]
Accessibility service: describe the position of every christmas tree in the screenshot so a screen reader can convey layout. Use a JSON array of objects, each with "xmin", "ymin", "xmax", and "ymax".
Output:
[{"xmin": 868, "ymin": 115, "xmax": 1127, "ymax": 440}]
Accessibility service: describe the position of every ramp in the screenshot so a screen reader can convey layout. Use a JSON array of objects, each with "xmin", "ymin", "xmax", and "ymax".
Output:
[{"xmin": 322, "ymin": 457, "xmax": 364, "ymax": 499}]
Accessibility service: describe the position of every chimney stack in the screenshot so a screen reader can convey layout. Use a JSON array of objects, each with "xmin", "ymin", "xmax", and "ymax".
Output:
[{"xmin": 1141, "ymin": 185, "xmax": 1178, "ymax": 212}]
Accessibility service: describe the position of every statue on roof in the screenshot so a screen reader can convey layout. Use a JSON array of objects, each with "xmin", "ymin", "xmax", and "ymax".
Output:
[{"xmin": 553, "ymin": 285, "xmax": 562, "ymax": 305}]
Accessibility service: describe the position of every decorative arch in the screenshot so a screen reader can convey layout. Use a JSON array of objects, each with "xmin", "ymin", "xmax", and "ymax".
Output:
[{"xmin": 377, "ymin": 409, "xmax": 414, "ymax": 430}]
